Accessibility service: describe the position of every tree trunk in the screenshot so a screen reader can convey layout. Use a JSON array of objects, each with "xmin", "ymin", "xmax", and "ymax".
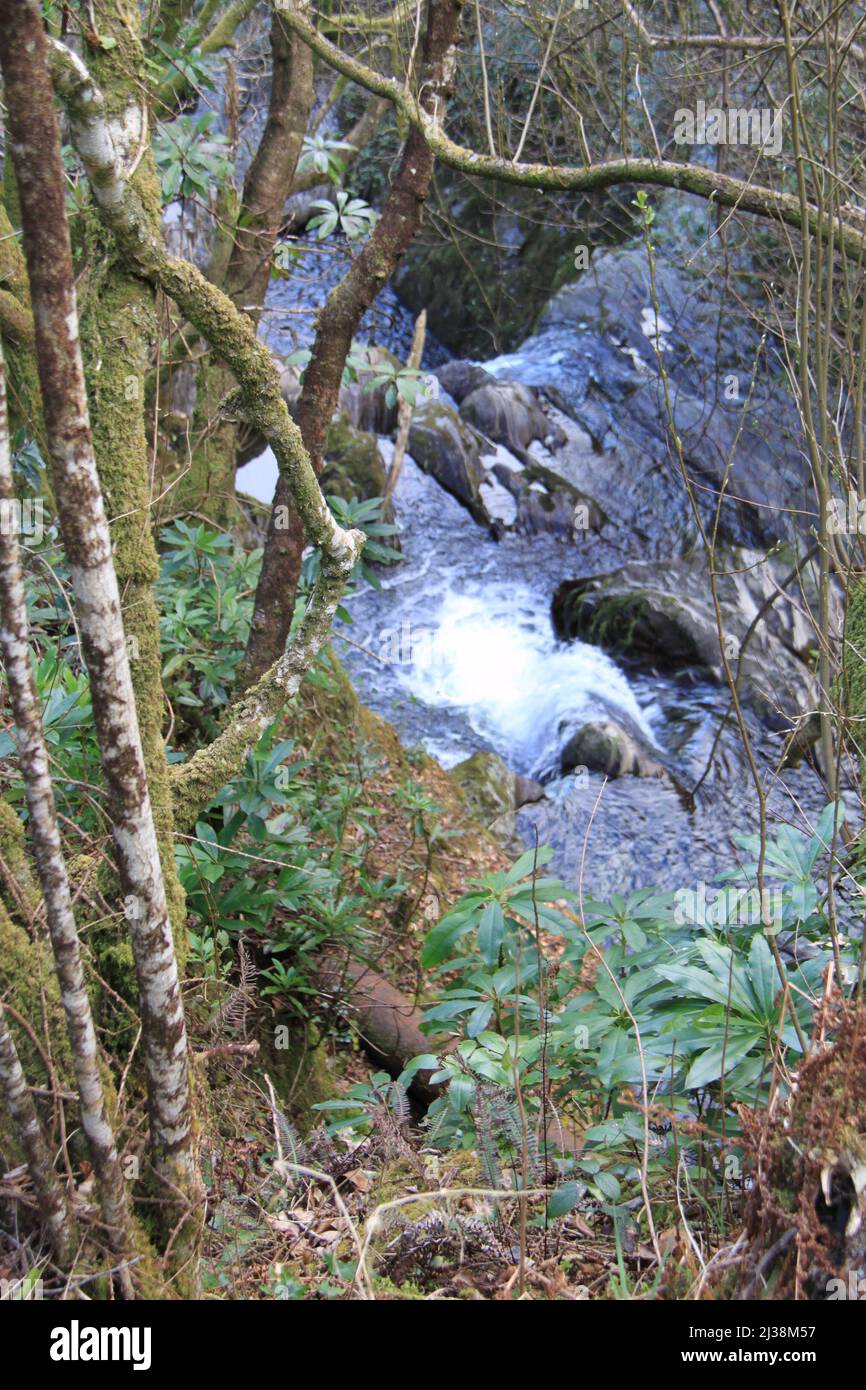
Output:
[
  {"xmin": 0, "ymin": 1000, "xmax": 77, "ymax": 1268},
  {"xmin": 242, "ymin": 0, "xmax": 465, "ymax": 686},
  {"xmin": 177, "ymin": 16, "xmax": 314, "ymax": 525},
  {"xmin": 0, "ymin": 0, "xmax": 202, "ymax": 1274},
  {"xmin": 0, "ymin": 344, "xmax": 134, "ymax": 1292}
]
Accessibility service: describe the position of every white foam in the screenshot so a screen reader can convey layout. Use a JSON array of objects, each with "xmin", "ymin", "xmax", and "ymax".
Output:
[{"xmin": 390, "ymin": 585, "xmax": 654, "ymax": 778}]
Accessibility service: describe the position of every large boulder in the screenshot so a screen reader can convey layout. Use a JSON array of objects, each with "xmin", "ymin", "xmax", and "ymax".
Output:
[
  {"xmin": 435, "ymin": 359, "xmax": 494, "ymax": 404},
  {"xmin": 553, "ymin": 550, "xmax": 841, "ymax": 742},
  {"xmin": 451, "ymin": 750, "xmax": 544, "ymax": 849},
  {"xmin": 485, "ymin": 214, "xmax": 815, "ymax": 553},
  {"xmin": 459, "ymin": 380, "xmax": 564, "ymax": 456},
  {"xmin": 560, "ymin": 719, "xmax": 665, "ymax": 780},
  {"xmin": 407, "ymin": 400, "xmax": 489, "ymax": 524},
  {"xmin": 485, "ymin": 453, "xmax": 604, "ymax": 541}
]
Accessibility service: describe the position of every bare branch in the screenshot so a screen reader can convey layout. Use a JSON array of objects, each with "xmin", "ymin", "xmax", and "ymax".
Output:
[{"xmin": 275, "ymin": 3, "xmax": 866, "ymax": 259}]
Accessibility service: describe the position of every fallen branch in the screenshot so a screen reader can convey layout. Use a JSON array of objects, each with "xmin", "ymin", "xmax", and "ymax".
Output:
[{"xmin": 317, "ymin": 953, "xmax": 446, "ymax": 1104}]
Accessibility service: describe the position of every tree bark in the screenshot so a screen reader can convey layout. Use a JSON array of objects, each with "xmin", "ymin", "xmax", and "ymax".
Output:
[
  {"xmin": 0, "ymin": 1000, "xmax": 77, "ymax": 1268},
  {"xmin": 44, "ymin": 34, "xmax": 365, "ymax": 826},
  {"xmin": 280, "ymin": 5, "xmax": 866, "ymax": 260},
  {"xmin": 0, "ymin": 344, "xmax": 134, "ymax": 1292},
  {"xmin": 178, "ymin": 14, "xmax": 315, "ymax": 524},
  {"xmin": 0, "ymin": 0, "xmax": 201, "ymax": 1264}
]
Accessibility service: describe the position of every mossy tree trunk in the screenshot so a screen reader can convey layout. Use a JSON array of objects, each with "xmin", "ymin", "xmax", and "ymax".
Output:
[
  {"xmin": 0, "ymin": 0, "xmax": 202, "ymax": 1278},
  {"xmin": 70, "ymin": 3, "xmax": 189, "ymax": 955},
  {"xmin": 0, "ymin": 342, "xmax": 135, "ymax": 1292}
]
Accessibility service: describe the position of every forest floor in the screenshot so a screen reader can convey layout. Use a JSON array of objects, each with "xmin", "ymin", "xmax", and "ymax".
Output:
[{"xmin": 191, "ymin": 655, "xmax": 725, "ymax": 1301}]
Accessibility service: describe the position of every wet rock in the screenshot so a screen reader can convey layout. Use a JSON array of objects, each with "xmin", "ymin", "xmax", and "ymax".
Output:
[
  {"xmin": 451, "ymin": 750, "xmax": 545, "ymax": 849},
  {"xmin": 435, "ymin": 359, "xmax": 494, "ymax": 404},
  {"xmin": 553, "ymin": 549, "xmax": 841, "ymax": 740},
  {"xmin": 407, "ymin": 400, "xmax": 489, "ymax": 524},
  {"xmin": 460, "ymin": 380, "xmax": 564, "ymax": 456},
  {"xmin": 490, "ymin": 216, "xmax": 815, "ymax": 552},
  {"xmin": 560, "ymin": 719, "xmax": 665, "ymax": 780},
  {"xmin": 490, "ymin": 457, "xmax": 603, "ymax": 541}
]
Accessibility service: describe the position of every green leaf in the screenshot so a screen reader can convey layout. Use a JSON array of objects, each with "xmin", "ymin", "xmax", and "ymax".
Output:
[
  {"xmin": 466, "ymin": 1001, "xmax": 494, "ymax": 1037},
  {"xmin": 421, "ymin": 907, "xmax": 476, "ymax": 967},
  {"xmin": 478, "ymin": 900, "xmax": 505, "ymax": 966},
  {"xmin": 593, "ymin": 1171, "xmax": 621, "ymax": 1201},
  {"xmin": 503, "ymin": 845, "xmax": 553, "ymax": 887},
  {"xmin": 548, "ymin": 1181, "xmax": 581, "ymax": 1218},
  {"xmin": 748, "ymin": 931, "xmax": 777, "ymax": 1015},
  {"xmin": 448, "ymin": 1077, "xmax": 475, "ymax": 1114}
]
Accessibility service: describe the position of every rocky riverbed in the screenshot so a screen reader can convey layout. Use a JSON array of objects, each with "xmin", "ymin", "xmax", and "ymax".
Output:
[{"xmin": 238, "ymin": 205, "xmax": 845, "ymax": 899}]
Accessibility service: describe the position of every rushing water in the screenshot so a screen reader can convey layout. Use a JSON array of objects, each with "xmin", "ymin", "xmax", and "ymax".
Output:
[
  {"xmin": 209, "ymin": 78, "xmax": 835, "ymax": 900},
  {"xmin": 239, "ymin": 423, "xmax": 831, "ymax": 900}
]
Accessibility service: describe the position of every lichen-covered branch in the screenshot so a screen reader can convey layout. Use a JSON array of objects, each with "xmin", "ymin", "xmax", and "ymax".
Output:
[
  {"xmin": 78, "ymin": 6, "xmax": 189, "ymax": 953},
  {"xmin": 276, "ymin": 2, "xmax": 866, "ymax": 260},
  {"xmin": 47, "ymin": 34, "xmax": 359, "ymax": 561},
  {"xmin": 0, "ymin": 344, "xmax": 134, "ymax": 1290},
  {"xmin": 0, "ymin": 0, "xmax": 200, "ymax": 1249}
]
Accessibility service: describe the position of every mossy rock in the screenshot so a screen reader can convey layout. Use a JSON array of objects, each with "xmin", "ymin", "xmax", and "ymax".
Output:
[
  {"xmin": 393, "ymin": 177, "xmax": 598, "ymax": 356},
  {"xmin": 259, "ymin": 1019, "xmax": 337, "ymax": 1131},
  {"xmin": 450, "ymin": 750, "xmax": 517, "ymax": 825},
  {"xmin": 560, "ymin": 720, "xmax": 665, "ymax": 780},
  {"xmin": 407, "ymin": 401, "xmax": 488, "ymax": 524},
  {"xmin": 450, "ymin": 750, "xmax": 543, "ymax": 826},
  {"xmin": 322, "ymin": 414, "xmax": 387, "ymax": 503}
]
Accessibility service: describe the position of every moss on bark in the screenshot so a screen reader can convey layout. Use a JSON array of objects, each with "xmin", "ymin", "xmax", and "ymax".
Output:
[
  {"xmin": 80, "ymin": 242, "xmax": 187, "ymax": 966},
  {"xmin": 0, "ymin": 901, "xmax": 76, "ymax": 1155},
  {"xmin": 260, "ymin": 1021, "xmax": 337, "ymax": 1128}
]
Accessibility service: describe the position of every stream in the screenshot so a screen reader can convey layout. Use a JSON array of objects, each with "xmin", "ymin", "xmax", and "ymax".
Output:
[{"xmin": 237, "ymin": 247, "xmax": 832, "ymax": 900}]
